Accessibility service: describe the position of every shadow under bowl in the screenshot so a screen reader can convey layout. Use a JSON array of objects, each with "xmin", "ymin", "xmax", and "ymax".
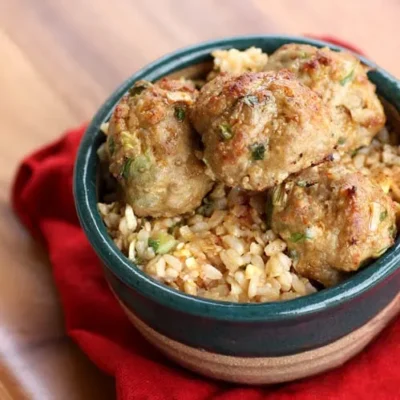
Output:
[{"xmin": 74, "ymin": 35, "xmax": 400, "ymax": 384}]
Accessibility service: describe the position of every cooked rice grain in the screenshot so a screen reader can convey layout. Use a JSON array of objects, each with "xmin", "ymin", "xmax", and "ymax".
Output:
[
  {"xmin": 342, "ymin": 130, "xmax": 400, "ymax": 202},
  {"xmin": 98, "ymin": 184, "xmax": 318, "ymax": 303},
  {"xmin": 211, "ymin": 47, "xmax": 268, "ymax": 75},
  {"xmin": 97, "ymin": 45, "xmax": 400, "ymax": 302}
]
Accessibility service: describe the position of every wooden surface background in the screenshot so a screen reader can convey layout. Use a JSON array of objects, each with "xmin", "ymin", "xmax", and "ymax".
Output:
[{"xmin": 0, "ymin": 0, "xmax": 399, "ymax": 398}]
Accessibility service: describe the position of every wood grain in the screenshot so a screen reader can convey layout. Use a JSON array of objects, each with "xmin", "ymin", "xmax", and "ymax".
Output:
[{"xmin": 0, "ymin": 0, "xmax": 399, "ymax": 398}]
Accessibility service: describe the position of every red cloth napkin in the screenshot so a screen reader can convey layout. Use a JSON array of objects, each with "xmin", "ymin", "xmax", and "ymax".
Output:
[{"xmin": 12, "ymin": 38, "xmax": 400, "ymax": 400}]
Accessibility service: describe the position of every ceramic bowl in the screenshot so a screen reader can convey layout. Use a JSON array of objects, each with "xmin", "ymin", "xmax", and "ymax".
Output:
[{"xmin": 74, "ymin": 35, "xmax": 400, "ymax": 384}]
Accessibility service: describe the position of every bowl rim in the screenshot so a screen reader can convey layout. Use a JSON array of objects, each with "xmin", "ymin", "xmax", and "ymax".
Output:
[{"xmin": 74, "ymin": 34, "xmax": 400, "ymax": 322}]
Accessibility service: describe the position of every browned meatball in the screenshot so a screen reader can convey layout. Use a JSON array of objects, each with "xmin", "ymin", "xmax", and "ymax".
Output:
[
  {"xmin": 190, "ymin": 70, "xmax": 338, "ymax": 191},
  {"xmin": 266, "ymin": 44, "xmax": 386, "ymax": 152},
  {"xmin": 107, "ymin": 78, "xmax": 213, "ymax": 217},
  {"xmin": 270, "ymin": 163, "xmax": 396, "ymax": 286}
]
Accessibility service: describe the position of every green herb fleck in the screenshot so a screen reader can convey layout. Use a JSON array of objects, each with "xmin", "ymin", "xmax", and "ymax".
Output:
[
  {"xmin": 174, "ymin": 106, "xmax": 186, "ymax": 121},
  {"xmin": 296, "ymin": 180, "xmax": 308, "ymax": 188},
  {"xmin": 122, "ymin": 152, "xmax": 152, "ymax": 178},
  {"xmin": 337, "ymin": 137, "xmax": 346, "ymax": 145},
  {"xmin": 380, "ymin": 209, "xmax": 388, "ymax": 222},
  {"xmin": 242, "ymin": 95, "xmax": 259, "ymax": 106},
  {"xmin": 108, "ymin": 136, "xmax": 116, "ymax": 155},
  {"xmin": 340, "ymin": 68, "xmax": 355, "ymax": 86},
  {"xmin": 219, "ymin": 123, "xmax": 234, "ymax": 141},
  {"xmin": 351, "ymin": 149, "xmax": 359, "ymax": 157},
  {"xmin": 289, "ymin": 232, "xmax": 306, "ymax": 242},
  {"xmin": 250, "ymin": 143, "xmax": 266, "ymax": 160},
  {"xmin": 129, "ymin": 85, "xmax": 146, "ymax": 96},
  {"xmin": 289, "ymin": 230, "xmax": 314, "ymax": 242},
  {"xmin": 389, "ymin": 225, "xmax": 397, "ymax": 239},
  {"xmin": 300, "ymin": 52, "xmax": 308, "ymax": 59},
  {"xmin": 148, "ymin": 238, "xmax": 160, "ymax": 252},
  {"xmin": 149, "ymin": 232, "xmax": 177, "ymax": 254},
  {"xmin": 122, "ymin": 158, "xmax": 133, "ymax": 179}
]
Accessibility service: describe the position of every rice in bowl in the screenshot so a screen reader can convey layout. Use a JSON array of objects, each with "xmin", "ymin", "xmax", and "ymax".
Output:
[
  {"xmin": 98, "ymin": 183, "xmax": 317, "ymax": 302},
  {"xmin": 97, "ymin": 47, "xmax": 400, "ymax": 303}
]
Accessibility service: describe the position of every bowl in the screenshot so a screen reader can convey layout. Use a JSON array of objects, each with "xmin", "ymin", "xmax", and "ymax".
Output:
[{"xmin": 74, "ymin": 35, "xmax": 400, "ymax": 384}]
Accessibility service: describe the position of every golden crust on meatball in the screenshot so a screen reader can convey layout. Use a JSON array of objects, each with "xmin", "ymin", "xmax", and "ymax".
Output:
[
  {"xmin": 107, "ymin": 78, "xmax": 213, "ymax": 217},
  {"xmin": 190, "ymin": 70, "xmax": 339, "ymax": 191},
  {"xmin": 266, "ymin": 44, "xmax": 386, "ymax": 152},
  {"xmin": 270, "ymin": 163, "xmax": 396, "ymax": 286}
]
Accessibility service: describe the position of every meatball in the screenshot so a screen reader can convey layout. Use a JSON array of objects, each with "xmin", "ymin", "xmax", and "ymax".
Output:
[
  {"xmin": 270, "ymin": 163, "xmax": 397, "ymax": 286},
  {"xmin": 107, "ymin": 78, "xmax": 213, "ymax": 217},
  {"xmin": 190, "ymin": 70, "xmax": 338, "ymax": 191},
  {"xmin": 266, "ymin": 44, "xmax": 386, "ymax": 152}
]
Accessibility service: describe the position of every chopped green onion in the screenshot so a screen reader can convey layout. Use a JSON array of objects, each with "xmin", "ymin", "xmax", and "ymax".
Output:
[
  {"xmin": 148, "ymin": 238, "xmax": 160, "ymax": 252},
  {"xmin": 296, "ymin": 180, "xmax": 308, "ymax": 188},
  {"xmin": 129, "ymin": 85, "xmax": 146, "ymax": 96},
  {"xmin": 337, "ymin": 137, "xmax": 346, "ymax": 145},
  {"xmin": 130, "ymin": 152, "xmax": 152, "ymax": 176},
  {"xmin": 380, "ymin": 209, "xmax": 388, "ymax": 222},
  {"xmin": 289, "ymin": 230, "xmax": 314, "ymax": 243},
  {"xmin": 289, "ymin": 232, "xmax": 306, "ymax": 242},
  {"xmin": 218, "ymin": 123, "xmax": 234, "ymax": 141},
  {"xmin": 108, "ymin": 136, "xmax": 116, "ymax": 155},
  {"xmin": 122, "ymin": 158, "xmax": 133, "ymax": 179},
  {"xmin": 250, "ymin": 143, "xmax": 266, "ymax": 160},
  {"xmin": 242, "ymin": 95, "xmax": 259, "ymax": 106},
  {"xmin": 340, "ymin": 67, "xmax": 355, "ymax": 86},
  {"xmin": 149, "ymin": 232, "xmax": 177, "ymax": 254},
  {"xmin": 174, "ymin": 106, "xmax": 186, "ymax": 121}
]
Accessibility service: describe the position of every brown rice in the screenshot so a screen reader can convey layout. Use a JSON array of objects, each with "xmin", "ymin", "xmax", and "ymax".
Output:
[
  {"xmin": 98, "ymin": 183, "xmax": 317, "ymax": 302},
  {"xmin": 97, "ymin": 48, "xmax": 400, "ymax": 303}
]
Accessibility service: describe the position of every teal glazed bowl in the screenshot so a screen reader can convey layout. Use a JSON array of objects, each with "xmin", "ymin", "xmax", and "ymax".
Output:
[{"xmin": 74, "ymin": 35, "xmax": 400, "ymax": 384}]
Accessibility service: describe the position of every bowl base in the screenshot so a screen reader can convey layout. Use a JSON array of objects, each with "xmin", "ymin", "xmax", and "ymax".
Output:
[{"xmin": 115, "ymin": 293, "xmax": 400, "ymax": 385}]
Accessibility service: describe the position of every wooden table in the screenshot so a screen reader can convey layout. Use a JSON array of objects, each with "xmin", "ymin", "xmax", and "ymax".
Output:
[{"xmin": 0, "ymin": 0, "xmax": 399, "ymax": 398}]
